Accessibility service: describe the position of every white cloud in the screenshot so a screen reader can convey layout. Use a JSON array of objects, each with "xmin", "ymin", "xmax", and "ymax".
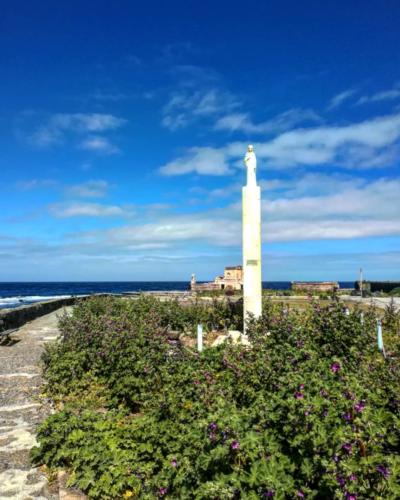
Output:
[
  {"xmin": 69, "ymin": 176, "xmax": 400, "ymax": 250},
  {"xmin": 29, "ymin": 113, "xmax": 126, "ymax": 148},
  {"xmin": 357, "ymin": 82, "xmax": 400, "ymax": 105},
  {"xmin": 215, "ymin": 108, "xmax": 321, "ymax": 134},
  {"xmin": 327, "ymin": 89, "xmax": 358, "ymax": 110},
  {"xmin": 162, "ymin": 88, "xmax": 240, "ymax": 131},
  {"xmin": 159, "ymin": 147, "xmax": 232, "ymax": 176},
  {"xmin": 78, "ymin": 214, "xmax": 240, "ymax": 248},
  {"xmin": 256, "ymin": 112, "xmax": 400, "ymax": 168},
  {"xmin": 79, "ymin": 136, "xmax": 120, "ymax": 155},
  {"xmin": 66, "ymin": 180, "xmax": 110, "ymax": 198},
  {"xmin": 259, "ymin": 173, "xmax": 365, "ymax": 197},
  {"xmin": 263, "ymin": 178, "xmax": 400, "ymax": 221},
  {"xmin": 159, "ymin": 112, "xmax": 400, "ymax": 174},
  {"xmin": 49, "ymin": 202, "xmax": 130, "ymax": 218}
]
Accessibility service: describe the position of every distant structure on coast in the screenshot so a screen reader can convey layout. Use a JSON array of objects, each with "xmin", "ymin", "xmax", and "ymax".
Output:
[
  {"xmin": 355, "ymin": 281, "xmax": 400, "ymax": 294},
  {"xmin": 191, "ymin": 266, "xmax": 243, "ymax": 292},
  {"xmin": 291, "ymin": 281, "xmax": 339, "ymax": 293}
]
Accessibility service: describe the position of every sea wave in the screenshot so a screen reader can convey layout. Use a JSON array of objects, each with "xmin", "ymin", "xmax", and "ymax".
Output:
[{"xmin": 0, "ymin": 295, "xmax": 74, "ymax": 309}]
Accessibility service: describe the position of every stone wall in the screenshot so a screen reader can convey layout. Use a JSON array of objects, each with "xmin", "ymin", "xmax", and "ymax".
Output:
[{"xmin": 0, "ymin": 297, "xmax": 79, "ymax": 332}]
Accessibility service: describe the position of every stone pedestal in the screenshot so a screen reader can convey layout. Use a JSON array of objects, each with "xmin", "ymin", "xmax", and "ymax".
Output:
[{"xmin": 242, "ymin": 184, "xmax": 262, "ymax": 326}]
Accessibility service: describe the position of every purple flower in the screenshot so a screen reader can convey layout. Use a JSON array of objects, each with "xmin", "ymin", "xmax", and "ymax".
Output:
[
  {"xmin": 333, "ymin": 454, "xmax": 341, "ymax": 463},
  {"xmin": 231, "ymin": 440, "xmax": 240, "ymax": 450},
  {"xmin": 208, "ymin": 422, "xmax": 217, "ymax": 431},
  {"xmin": 349, "ymin": 474, "xmax": 357, "ymax": 482},
  {"xmin": 345, "ymin": 493, "xmax": 357, "ymax": 500},
  {"xmin": 342, "ymin": 412, "xmax": 352, "ymax": 422},
  {"xmin": 295, "ymin": 391, "xmax": 304, "ymax": 400},
  {"xmin": 342, "ymin": 442, "xmax": 352, "ymax": 454},
  {"xmin": 299, "ymin": 384, "xmax": 305, "ymax": 389},
  {"xmin": 170, "ymin": 458, "xmax": 177, "ymax": 467},
  {"xmin": 376, "ymin": 464, "xmax": 390, "ymax": 479},
  {"xmin": 337, "ymin": 475, "xmax": 346, "ymax": 488},
  {"xmin": 322, "ymin": 410, "xmax": 328, "ymax": 417},
  {"xmin": 330, "ymin": 362, "xmax": 341, "ymax": 373},
  {"xmin": 320, "ymin": 389, "xmax": 328, "ymax": 398},
  {"xmin": 159, "ymin": 487, "xmax": 168, "ymax": 496},
  {"xmin": 296, "ymin": 491, "xmax": 305, "ymax": 498},
  {"xmin": 354, "ymin": 400, "xmax": 366, "ymax": 413},
  {"xmin": 263, "ymin": 490, "xmax": 275, "ymax": 498}
]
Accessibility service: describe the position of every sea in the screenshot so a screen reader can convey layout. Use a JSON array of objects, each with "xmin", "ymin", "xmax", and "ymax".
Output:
[{"xmin": 0, "ymin": 281, "xmax": 355, "ymax": 310}]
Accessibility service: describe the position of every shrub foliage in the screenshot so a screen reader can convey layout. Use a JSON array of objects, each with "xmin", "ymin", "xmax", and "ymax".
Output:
[{"xmin": 32, "ymin": 296, "xmax": 400, "ymax": 499}]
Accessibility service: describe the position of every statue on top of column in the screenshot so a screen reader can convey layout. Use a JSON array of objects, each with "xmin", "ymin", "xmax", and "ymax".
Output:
[{"xmin": 244, "ymin": 144, "xmax": 257, "ymax": 186}]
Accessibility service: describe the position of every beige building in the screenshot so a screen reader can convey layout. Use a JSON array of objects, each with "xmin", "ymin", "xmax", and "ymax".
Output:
[{"xmin": 191, "ymin": 266, "xmax": 243, "ymax": 292}]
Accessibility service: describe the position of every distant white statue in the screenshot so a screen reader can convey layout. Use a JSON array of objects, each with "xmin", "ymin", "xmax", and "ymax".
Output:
[{"xmin": 244, "ymin": 144, "xmax": 257, "ymax": 186}]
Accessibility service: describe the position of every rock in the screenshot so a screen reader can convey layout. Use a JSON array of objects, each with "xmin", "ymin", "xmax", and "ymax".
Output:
[{"xmin": 212, "ymin": 330, "xmax": 250, "ymax": 347}]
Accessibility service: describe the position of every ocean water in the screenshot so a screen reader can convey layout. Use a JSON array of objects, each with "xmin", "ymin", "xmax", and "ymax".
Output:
[{"xmin": 0, "ymin": 281, "xmax": 355, "ymax": 309}]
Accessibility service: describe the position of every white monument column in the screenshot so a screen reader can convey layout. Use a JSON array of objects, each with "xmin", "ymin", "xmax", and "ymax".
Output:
[{"xmin": 242, "ymin": 145, "xmax": 262, "ymax": 328}]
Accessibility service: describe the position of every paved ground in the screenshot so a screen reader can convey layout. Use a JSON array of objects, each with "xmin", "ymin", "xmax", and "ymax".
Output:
[
  {"xmin": 0, "ymin": 308, "xmax": 70, "ymax": 499},
  {"xmin": 341, "ymin": 295, "xmax": 400, "ymax": 311}
]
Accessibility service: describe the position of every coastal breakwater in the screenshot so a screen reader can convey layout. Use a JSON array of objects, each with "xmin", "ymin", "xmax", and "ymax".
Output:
[
  {"xmin": 0, "ymin": 292, "xmax": 194, "ymax": 334},
  {"xmin": 0, "ymin": 297, "xmax": 79, "ymax": 333}
]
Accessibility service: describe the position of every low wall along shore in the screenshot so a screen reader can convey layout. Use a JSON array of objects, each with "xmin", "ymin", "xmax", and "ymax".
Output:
[
  {"xmin": 0, "ymin": 297, "xmax": 78, "ymax": 332},
  {"xmin": 0, "ymin": 292, "xmax": 192, "ymax": 333}
]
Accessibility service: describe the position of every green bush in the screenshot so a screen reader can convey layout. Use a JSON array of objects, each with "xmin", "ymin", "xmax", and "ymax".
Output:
[{"xmin": 32, "ymin": 297, "xmax": 400, "ymax": 499}]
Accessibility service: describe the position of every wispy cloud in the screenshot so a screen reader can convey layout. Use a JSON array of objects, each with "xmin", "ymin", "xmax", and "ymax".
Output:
[
  {"xmin": 159, "ymin": 147, "xmax": 232, "ymax": 176},
  {"xmin": 65, "ymin": 180, "xmax": 110, "ymax": 198},
  {"xmin": 30, "ymin": 113, "xmax": 126, "ymax": 147},
  {"xmin": 49, "ymin": 202, "xmax": 132, "ymax": 218},
  {"xmin": 255, "ymin": 112, "xmax": 400, "ymax": 168},
  {"xmin": 16, "ymin": 179, "xmax": 58, "ymax": 191},
  {"xmin": 327, "ymin": 89, "xmax": 358, "ymax": 110},
  {"xmin": 162, "ymin": 88, "xmax": 240, "ymax": 131},
  {"xmin": 357, "ymin": 82, "xmax": 400, "ymax": 105},
  {"xmin": 79, "ymin": 136, "xmax": 120, "ymax": 155},
  {"xmin": 215, "ymin": 108, "xmax": 321, "ymax": 134}
]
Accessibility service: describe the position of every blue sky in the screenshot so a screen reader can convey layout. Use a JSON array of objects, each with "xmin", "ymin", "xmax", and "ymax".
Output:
[{"xmin": 1, "ymin": 0, "xmax": 400, "ymax": 281}]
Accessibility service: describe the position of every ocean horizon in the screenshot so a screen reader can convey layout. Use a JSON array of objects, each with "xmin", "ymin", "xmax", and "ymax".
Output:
[{"xmin": 0, "ymin": 281, "xmax": 355, "ymax": 309}]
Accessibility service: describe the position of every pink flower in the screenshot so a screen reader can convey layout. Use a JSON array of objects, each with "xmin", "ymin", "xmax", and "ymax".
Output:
[{"xmin": 231, "ymin": 440, "xmax": 240, "ymax": 450}]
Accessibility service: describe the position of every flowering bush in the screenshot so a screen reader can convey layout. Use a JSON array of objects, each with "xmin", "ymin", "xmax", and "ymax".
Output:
[{"xmin": 32, "ymin": 296, "xmax": 400, "ymax": 498}]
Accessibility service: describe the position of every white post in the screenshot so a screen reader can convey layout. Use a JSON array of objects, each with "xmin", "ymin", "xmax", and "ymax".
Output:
[
  {"xmin": 360, "ymin": 311, "xmax": 364, "ymax": 326},
  {"xmin": 242, "ymin": 145, "xmax": 262, "ymax": 332},
  {"xmin": 376, "ymin": 319, "xmax": 385, "ymax": 357},
  {"xmin": 197, "ymin": 324, "xmax": 203, "ymax": 352}
]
